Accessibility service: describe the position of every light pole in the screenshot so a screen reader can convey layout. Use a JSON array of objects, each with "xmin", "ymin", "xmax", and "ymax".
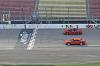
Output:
[
  {"xmin": 22, "ymin": 8, "xmax": 27, "ymax": 30},
  {"xmin": 50, "ymin": 7, "xmax": 53, "ymax": 24},
  {"xmin": 68, "ymin": 8, "xmax": 69, "ymax": 24},
  {"xmin": 45, "ymin": 8, "xmax": 48, "ymax": 24}
]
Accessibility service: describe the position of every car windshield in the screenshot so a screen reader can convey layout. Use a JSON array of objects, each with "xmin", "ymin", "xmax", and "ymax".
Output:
[{"xmin": 69, "ymin": 39, "xmax": 73, "ymax": 41}]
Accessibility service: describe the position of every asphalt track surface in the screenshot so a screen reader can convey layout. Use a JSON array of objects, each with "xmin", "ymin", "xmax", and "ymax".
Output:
[
  {"xmin": 0, "ymin": 29, "xmax": 100, "ymax": 64},
  {"xmin": 0, "ymin": 29, "xmax": 20, "ymax": 49}
]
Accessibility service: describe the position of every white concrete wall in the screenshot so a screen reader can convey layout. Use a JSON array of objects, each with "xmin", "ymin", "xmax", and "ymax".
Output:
[{"xmin": 0, "ymin": 24, "xmax": 99, "ymax": 29}]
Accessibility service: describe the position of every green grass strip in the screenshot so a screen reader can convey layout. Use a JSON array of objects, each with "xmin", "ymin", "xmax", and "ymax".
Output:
[
  {"xmin": 0, "ymin": 63, "xmax": 100, "ymax": 66},
  {"xmin": 56, "ymin": 63, "xmax": 100, "ymax": 66},
  {"xmin": 1, "ymin": 65, "xmax": 54, "ymax": 66}
]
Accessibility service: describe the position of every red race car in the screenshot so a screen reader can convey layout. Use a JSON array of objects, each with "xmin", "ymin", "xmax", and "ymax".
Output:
[
  {"xmin": 64, "ymin": 38, "xmax": 86, "ymax": 46},
  {"xmin": 64, "ymin": 28, "xmax": 83, "ymax": 35}
]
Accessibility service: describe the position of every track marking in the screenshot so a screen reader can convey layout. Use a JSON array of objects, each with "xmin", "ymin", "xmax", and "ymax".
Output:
[
  {"xmin": 27, "ymin": 26, "xmax": 38, "ymax": 50},
  {"xmin": 88, "ymin": 45, "xmax": 100, "ymax": 47},
  {"xmin": 0, "ymin": 47, "xmax": 14, "ymax": 50},
  {"xmin": 27, "ymin": 39, "xmax": 35, "ymax": 50}
]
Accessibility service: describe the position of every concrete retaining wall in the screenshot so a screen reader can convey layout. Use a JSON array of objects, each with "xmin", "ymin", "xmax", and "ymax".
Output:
[{"xmin": 0, "ymin": 24, "xmax": 99, "ymax": 29}]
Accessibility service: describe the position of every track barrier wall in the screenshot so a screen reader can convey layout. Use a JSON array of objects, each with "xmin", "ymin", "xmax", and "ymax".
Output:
[{"xmin": 0, "ymin": 24, "xmax": 99, "ymax": 29}]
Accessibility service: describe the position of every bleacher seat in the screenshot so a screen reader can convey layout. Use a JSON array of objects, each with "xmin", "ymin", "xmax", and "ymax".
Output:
[
  {"xmin": 0, "ymin": 0, "xmax": 36, "ymax": 23},
  {"xmin": 38, "ymin": 0, "xmax": 87, "ymax": 23},
  {"xmin": 90, "ymin": 0, "xmax": 100, "ymax": 19}
]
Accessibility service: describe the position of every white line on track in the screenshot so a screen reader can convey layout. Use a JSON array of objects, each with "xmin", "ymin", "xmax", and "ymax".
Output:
[
  {"xmin": 0, "ymin": 47, "xmax": 14, "ymax": 50},
  {"xmin": 88, "ymin": 45, "xmax": 100, "ymax": 47}
]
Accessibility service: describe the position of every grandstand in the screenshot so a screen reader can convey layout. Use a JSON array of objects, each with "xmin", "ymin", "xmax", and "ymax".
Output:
[
  {"xmin": 89, "ymin": 0, "xmax": 100, "ymax": 23},
  {"xmin": 0, "ymin": 0, "xmax": 36, "ymax": 24},
  {"xmin": 0, "ymin": 0, "xmax": 99, "ymax": 24},
  {"xmin": 38, "ymin": 0, "xmax": 87, "ymax": 24}
]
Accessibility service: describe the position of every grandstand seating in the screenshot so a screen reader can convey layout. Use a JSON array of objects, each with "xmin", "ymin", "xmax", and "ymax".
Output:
[
  {"xmin": 90, "ymin": 0, "xmax": 100, "ymax": 19},
  {"xmin": 1, "ymin": 0, "xmax": 99, "ymax": 24},
  {"xmin": 0, "ymin": 0, "xmax": 36, "ymax": 23},
  {"xmin": 38, "ymin": 0, "xmax": 87, "ymax": 23}
]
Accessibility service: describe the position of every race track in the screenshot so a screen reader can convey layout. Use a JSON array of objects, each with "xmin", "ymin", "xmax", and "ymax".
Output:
[{"xmin": 0, "ymin": 29, "xmax": 100, "ymax": 64}]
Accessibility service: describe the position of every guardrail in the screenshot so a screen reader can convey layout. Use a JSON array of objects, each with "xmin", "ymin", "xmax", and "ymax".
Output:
[{"xmin": 0, "ymin": 24, "xmax": 99, "ymax": 29}]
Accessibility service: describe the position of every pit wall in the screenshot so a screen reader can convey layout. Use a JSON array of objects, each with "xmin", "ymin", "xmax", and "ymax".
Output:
[{"xmin": 0, "ymin": 24, "xmax": 98, "ymax": 29}]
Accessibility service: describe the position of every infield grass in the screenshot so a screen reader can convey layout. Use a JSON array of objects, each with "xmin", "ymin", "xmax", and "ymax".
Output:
[{"xmin": 0, "ymin": 63, "xmax": 100, "ymax": 66}]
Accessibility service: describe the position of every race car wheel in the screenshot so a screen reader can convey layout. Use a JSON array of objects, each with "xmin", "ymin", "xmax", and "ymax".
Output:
[
  {"xmin": 64, "ymin": 33, "xmax": 66, "ymax": 35},
  {"xmin": 67, "ymin": 43, "xmax": 71, "ymax": 46},
  {"xmin": 80, "ymin": 43, "xmax": 83, "ymax": 46}
]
